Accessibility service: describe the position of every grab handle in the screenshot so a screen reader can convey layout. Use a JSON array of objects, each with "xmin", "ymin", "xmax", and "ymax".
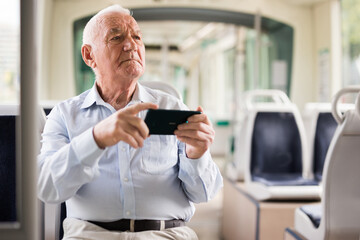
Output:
[
  {"xmin": 245, "ymin": 89, "xmax": 291, "ymax": 109},
  {"xmin": 332, "ymin": 86, "xmax": 360, "ymax": 124}
]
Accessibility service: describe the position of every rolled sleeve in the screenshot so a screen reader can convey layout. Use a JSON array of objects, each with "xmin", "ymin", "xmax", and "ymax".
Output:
[
  {"xmin": 72, "ymin": 127, "xmax": 104, "ymax": 167},
  {"xmin": 178, "ymin": 143, "xmax": 223, "ymax": 203},
  {"xmin": 38, "ymin": 120, "xmax": 105, "ymax": 203}
]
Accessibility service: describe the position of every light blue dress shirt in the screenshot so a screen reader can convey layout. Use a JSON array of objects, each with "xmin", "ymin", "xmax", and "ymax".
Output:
[{"xmin": 38, "ymin": 83, "xmax": 223, "ymax": 222}]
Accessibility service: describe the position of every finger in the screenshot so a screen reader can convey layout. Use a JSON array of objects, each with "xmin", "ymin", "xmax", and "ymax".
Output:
[
  {"xmin": 126, "ymin": 102, "xmax": 158, "ymax": 115},
  {"xmin": 177, "ymin": 122, "xmax": 214, "ymax": 135},
  {"xmin": 187, "ymin": 113, "xmax": 206, "ymax": 123},
  {"xmin": 187, "ymin": 106, "xmax": 212, "ymax": 126},
  {"xmin": 121, "ymin": 131, "xmax": 140, "ymax": 148},
  {"xmin": 124, "ymin": 126, "xmax": 146, "ymax": 148},
  {"xmin": 175, "ymin": 129, "xmax": 214, "ymax": 143},
  {"xmin": 176, "ymin": 136, "xmax": 208, "ymax": 148},
  {"xmin": 119, "ymin": 118, "xmax": 148, "ymax": 147},
  {"xmin": 184, "ymin": 106, "xmax": 202, "ymax": 123},
  {"xmin": 127, "ymin": 116, "xmax": 149, "ymax": 138}
]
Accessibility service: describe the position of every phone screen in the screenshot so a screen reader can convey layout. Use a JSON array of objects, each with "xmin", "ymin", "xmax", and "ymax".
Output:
[{"xmin": 144, "ymin": 109, "xmax": 201, "ymax": 135}]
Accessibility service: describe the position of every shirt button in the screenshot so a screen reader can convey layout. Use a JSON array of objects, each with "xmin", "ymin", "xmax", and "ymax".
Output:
[
  {"xmin": 122, "ymin": 147, "xmax": 126, "ymax": 152},
  {"xmin": 124, "ymin": 177, "xmax": 129, "ymax": 182},
  {"xmin": 126, "ymin": 211, "xmax": 130, "ymax": 216}
]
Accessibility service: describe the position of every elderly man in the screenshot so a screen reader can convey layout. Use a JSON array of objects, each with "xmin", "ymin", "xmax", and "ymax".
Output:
[{"xmin": 38, "ymin": 4, "xmax": 223, "ymax": 240}]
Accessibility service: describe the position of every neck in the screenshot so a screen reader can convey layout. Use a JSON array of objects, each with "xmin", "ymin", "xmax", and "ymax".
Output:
[{"xmin": 96, "ymin": 79, "xmax": 137, "ymax": 110}]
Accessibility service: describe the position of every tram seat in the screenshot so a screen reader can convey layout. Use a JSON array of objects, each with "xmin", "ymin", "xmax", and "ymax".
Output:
[
  {"xmin": 0, "ymin": 105, "xmax": 19, "ymax": 223},
  {"xmin": 43, "ymin": 81, "xmax": 182, "ymax": 240},
  {"xmin": 302, "ymin": 103, "xmax": 339, "ymax": 182},
  {"xmin": 294, "ymin": 87, "xmax": 360, "ymax": 240},
  {"xmin": 41, "ymin": 100, "xmax": 59, "ymax": 116},
  {"xmin": 140, "ymin": 80, "xmax": 183, "ymax": 101},
  {"xmin": 232, "ymin": 90, "xmax": 320, "ymax": 201},
  {"xmin": 40, "ymin": 100, "xmax": 63, "ymax": 240},
  {"xmin": 0, "ymin": 104, "xmax": 46, "ymax": 225}
]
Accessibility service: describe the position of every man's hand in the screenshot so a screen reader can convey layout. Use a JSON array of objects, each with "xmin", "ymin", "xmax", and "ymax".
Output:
[
  {"xmin": 93, "ymin": 102, "xmax": 158, "ymax": 149},
  {"xmin": 174, "ymin": 106, "xmax": 215, "ymax": 159}
]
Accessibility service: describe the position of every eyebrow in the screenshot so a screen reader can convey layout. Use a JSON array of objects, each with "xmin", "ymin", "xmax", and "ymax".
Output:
[
  {"xmin": 107, "ymin": 28, "xmax": 123, "ymax": 36},
  {"xmin": 107, "ymin": 27, "xmax": 142, "ymax": 36}
]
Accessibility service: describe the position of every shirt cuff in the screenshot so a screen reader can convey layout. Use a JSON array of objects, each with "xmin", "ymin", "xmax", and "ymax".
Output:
[
  {"xmin": 179, "ymin": 146, "xmax": 212, "ymax": 177},
  {"xmin": 72, "ymin": 127, "xmax": 105, "ymax": 167}
]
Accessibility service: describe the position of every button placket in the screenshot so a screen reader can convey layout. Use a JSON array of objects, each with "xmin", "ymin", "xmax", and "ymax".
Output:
[{"xmin": 118, "ymin": 143, "xmax": 136, "ymax": 219}]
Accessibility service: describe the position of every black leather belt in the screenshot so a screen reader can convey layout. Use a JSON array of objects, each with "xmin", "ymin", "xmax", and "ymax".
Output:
[{"xmin": 88, "ymin": 219, "xmax": 185, "ymax": 232}]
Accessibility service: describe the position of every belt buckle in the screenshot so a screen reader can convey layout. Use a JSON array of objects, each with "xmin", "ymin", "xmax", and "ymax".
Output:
[
  {"xmin": 132, "ymin": 219, "xmax": 166, "ymax": 232},
  {"xmin": 160, "ymin": 220, "xmax": 165, "ymax": 230},
  {"xmin": 130, "ymin": 219, "xmax": 135, "ymax": 232}
]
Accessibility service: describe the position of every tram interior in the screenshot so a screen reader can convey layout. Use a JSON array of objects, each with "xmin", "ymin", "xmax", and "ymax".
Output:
[{"xmin": 1, "ymin": 0, "xmax": 360, "ymax": 239}]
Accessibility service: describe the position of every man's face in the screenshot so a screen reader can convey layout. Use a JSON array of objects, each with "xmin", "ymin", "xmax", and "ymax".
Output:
[{"xmin": 92, "ymin": 12, "xmax": 145, "ymax": 83}]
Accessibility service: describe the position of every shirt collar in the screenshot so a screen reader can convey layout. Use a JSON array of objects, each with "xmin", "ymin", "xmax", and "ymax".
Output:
[
  {"xmin": 81, "ymin": 83, "xmax": 109, "ymax": 109},
  {"xmin": 80, "ymin": 82, "xmax": 157, "ymax": 110},
  {"xmin": 129, "ymin": 82, "xmax": 157, "ymax": 105}
]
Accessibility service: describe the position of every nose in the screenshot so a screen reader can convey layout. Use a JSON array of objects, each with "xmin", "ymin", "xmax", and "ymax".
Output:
[{"xmin": 123, "ymin": 35, "xmax": 137, "ymax": 52}]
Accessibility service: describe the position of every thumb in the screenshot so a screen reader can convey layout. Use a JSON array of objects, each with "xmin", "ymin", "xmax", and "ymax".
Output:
[
  {"xmin": 196, "ymin": 106, "xmax": 204, "ymax": 113},
  {"xmin": 195, "ymin": 106, "xmax": 212, "ymax": 125},
  {"xmin": 126, "ymin": 102, "xmax": 158, "ymax": 115}
]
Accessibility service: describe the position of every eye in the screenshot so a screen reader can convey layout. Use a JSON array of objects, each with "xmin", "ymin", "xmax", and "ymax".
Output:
[
  {"xmin": 134, "ymin": 35, "xmax": 141, "ymax": 40},
  {"xmin": 111, "ymin": 36, "xmax": 121, "ymax": 41}
]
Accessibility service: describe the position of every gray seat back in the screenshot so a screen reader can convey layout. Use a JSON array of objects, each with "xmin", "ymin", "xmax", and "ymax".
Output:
[{"xmin": 321, "ymin": 89, "xmax": 360, "ymax": 239}]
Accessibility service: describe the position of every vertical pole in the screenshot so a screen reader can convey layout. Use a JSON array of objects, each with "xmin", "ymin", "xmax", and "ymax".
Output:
[
  {"xmin": 20, "ymin": 0, "xmax": 40, "ymax": 238},
  {"xmin": 330, "ymin": 0, "xmax": 342, "ymax": 97},
  {"xmin": 254, "ymin": 11, "xmax": 261, "ymax": 90},
  {"xmin": 161, "ymin": 38, "xmax": 169, "ymax": 82}
]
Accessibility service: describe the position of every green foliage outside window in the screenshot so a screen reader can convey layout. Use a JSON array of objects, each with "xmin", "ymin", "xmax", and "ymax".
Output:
[
  {"xmin": 342, "ymin": 0, "xmax": 360, "ymax": 58},
  {"xmin": 341, "ymin": 0, "xmax": 360, "ymax": 86},
  {"xmin": 73, "ymin": 16, "xmax": 95, "ymax": 95}
]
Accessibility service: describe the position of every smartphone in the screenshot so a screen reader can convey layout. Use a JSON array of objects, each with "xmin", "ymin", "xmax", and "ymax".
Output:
[{"xmin": 144, "ymin": 109, "xmax": 201, "ymax": 135}]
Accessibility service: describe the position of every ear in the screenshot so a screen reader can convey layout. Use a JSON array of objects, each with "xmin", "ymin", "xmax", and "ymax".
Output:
[{"xmin": 81, "ymin": 44, "xmax": 96, "ymax": 68}]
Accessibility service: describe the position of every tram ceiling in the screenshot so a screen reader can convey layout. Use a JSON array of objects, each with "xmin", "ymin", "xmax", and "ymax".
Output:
[{"xmin": 133, "ymin": 8, "xmax": 293, "ymax": 52}]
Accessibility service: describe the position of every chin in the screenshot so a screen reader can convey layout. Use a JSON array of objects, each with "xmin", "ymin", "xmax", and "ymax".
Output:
[{"xmin": 125, "ymin": 67, "xmax": 144, "ymax": 79}]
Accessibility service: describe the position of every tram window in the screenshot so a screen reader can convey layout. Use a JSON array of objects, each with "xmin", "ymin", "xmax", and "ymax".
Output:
[
  {"xmin": 0, "ymin": 0, "xmax": 20, "ymax": 103},
  {"xmin": 341, "ymin": 0, "xmax": 360, "ymax": 87},
  {"xmin": 73, "ymin": 16, "xmax": 93, "ymax": 95},
  {"xmin": 138, "ymin": 21, "xmax": 238, "ymax": 117},
  {"xmin": 73, "ymin": 12, "xmax": 293, "ymax": 119}
]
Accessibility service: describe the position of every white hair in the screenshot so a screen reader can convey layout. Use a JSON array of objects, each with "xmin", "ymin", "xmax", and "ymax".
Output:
[{"xmin": 82, "ymin": 5, "xmax": 131, "ymax": 45}]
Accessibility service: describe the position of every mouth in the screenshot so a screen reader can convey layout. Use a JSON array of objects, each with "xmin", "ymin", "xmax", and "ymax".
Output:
[{"xmin": 120, "ymin": 59, "xmax": 142, "ymax": 66}]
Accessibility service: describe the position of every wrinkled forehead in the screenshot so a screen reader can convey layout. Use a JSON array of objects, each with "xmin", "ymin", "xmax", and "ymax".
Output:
[{"xmin": 98, "ymin": 12, "xmax": 141, "ymax": 35}]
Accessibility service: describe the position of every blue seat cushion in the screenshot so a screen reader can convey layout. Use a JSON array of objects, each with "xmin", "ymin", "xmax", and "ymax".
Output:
[
  {"xmin": 313, "ymin": 112, "xmax": 337, "ymax": 182},
  {"xmin": 0, "ymin": 116, "xmax": 17, "ymax": 222},
  {"xmin": 300, "ymin": 204, "xmax": 322, "ymax": 228},
  {"xmin": 60, "ymin": 202, "xmax": 67, "ymax": 239},
  {"xmin": 44, "ymin": 107, "xmax": 52, "ymax": 116},
  {"xmin": 251, "ymin": 112, "xmax": 303, "ymax": 176},
  {"xmin": 252, "ymin": 173, "xmax": 318, "ymax": 186}
]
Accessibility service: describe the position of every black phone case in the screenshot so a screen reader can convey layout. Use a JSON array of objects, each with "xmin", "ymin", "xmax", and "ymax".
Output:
[{"xmin": 144, "ymin": 109, "xmax": 201, "ymax": 135}]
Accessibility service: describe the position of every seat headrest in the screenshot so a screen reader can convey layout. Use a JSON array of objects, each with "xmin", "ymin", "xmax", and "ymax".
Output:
[
  {"xmin": 140, "ymin": 81, "xmax": 182, "ymax": 101},
  {"xmin": 342, "ymin": 110, "xmax": 360, "ymax": 135},
  {"xmin": 331, "ymin": 87, "xmax": 360, "ymax": 134},
  {"xmin": 0, "ymin": 104, "xmax": 19, "ymax": 116},
  {"xmin": 356, "ymin": 93, "xmax": 360, "ymax": 119},
  {"xmin": 332, "ymin": 86, "xmax": 360, "ymax": 124},
  {"xmin": 242, "ymin": 89, "xmax": 292, "ymax": 110}
]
